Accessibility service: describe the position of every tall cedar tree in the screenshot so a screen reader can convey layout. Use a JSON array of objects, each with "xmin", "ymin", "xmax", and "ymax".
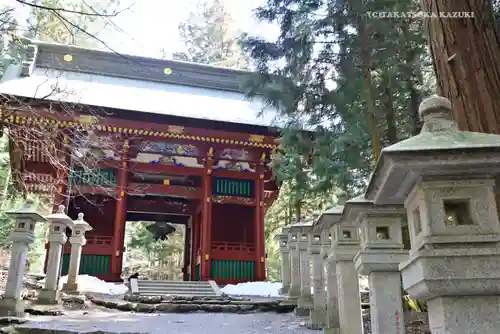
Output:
[
  {"xmin": 421, "ymin": 0, "xmax": 500, "ymax": 133},
  {"xmin": 243, "ymin": 0, "xmax": 433, "ymax": 196}
]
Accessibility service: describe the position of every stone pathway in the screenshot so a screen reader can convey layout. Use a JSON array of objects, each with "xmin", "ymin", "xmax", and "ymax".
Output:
[{"xmin": 16, "ymin": 310, "xmax": 318, "ymax": 333}]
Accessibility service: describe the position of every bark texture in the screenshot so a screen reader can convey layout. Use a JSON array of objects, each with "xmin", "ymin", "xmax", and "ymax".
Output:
[{"xmin": 421, "ymin": 0, "xmax": 500, "ymax": 133}]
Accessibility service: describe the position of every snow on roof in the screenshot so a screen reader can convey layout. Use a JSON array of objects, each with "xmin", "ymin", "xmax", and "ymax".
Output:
[{"xmin": 0, "ymin": 41, "xmax": 280, "ymax": 128}]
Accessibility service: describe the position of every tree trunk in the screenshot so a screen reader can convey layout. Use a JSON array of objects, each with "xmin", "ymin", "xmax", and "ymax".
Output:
[
  {"xmin": 400, "ymin": 23, "xmax": 423, "ymax": 135},
  {"xmin": 421, "ymin": 0, "xmax": 500, "ymax": 133},
  {"xmin": 358, "ymin": 20, "xmax": 382, "ymax": 161},
  {"xmin": 295, "ymin": 200, "xmax": 301, "ymax": 222},
  {"xmin": 381, "ymin": 73, "xmax": 398, "ymax": 144}
]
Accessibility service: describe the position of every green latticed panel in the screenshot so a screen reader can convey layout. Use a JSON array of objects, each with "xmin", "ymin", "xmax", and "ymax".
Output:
[
  {"xmin": 69, "ymin": 168, "xmax": 117, "ymax": 187},
  {"xmin": 211, "ymin": 260, "xmax": 255, "ymax": 281},
  {"xmin": 212, "ymin": 177, "xmax": 254, "ymax": 197},
  {"xmin": 61, "ymin": 254, "xmax": 111, "ymax": 276}
]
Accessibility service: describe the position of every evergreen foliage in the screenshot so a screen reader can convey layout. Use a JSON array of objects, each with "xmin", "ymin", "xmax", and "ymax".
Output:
[
  {"xmin": 242, "ymin": 0, "xmax": 436, "ymax": 212},
  {"xmin": 240, "ymin": 0, "xmax": 438, "ymax": 281}
]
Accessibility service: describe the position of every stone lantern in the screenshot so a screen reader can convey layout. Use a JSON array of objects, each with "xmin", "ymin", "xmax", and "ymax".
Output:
[
  {"xmin": 39, "ymin": 205, "xmax": 73, "ymax": 304},
  {"xmin": 348, "ymin": 196, "xmax": 408, "ymax": 334},
  {"xmin": 365, "ymin": 95, "xmax": 500, "ymax": 333},
  {"xmin": 286, "ymin": 226, "xmax": 300, "ymax": 299},
  {"xmin": 307, "ymin": 226, "xmax": 327, "ymax": 329},
  {"xmin": 330, "ymin": 196, "xmax": 363, "ymax": 334},
  {"xmin": 62, "ymin": 213, "xmax": 92, "ymax": 294},
  {"xmin": 289, "ymin": 221, "xmax": 313, "ymax": 316},
  {"xmin": 274, "ymin": 232, "xmax": 291, "ymax": 295},
  {"xmin": 315, "ymin": 204, "xmax": 344, "ymax": 334},
  {"xmin": 0, "ymin": 200, "xmax": 46, "ymax": 316}
]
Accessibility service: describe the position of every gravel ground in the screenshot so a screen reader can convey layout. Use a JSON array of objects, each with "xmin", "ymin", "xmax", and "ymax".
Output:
[{"xmin": 18, "ymin": 310, "xmax": 318, "ymax": 334}]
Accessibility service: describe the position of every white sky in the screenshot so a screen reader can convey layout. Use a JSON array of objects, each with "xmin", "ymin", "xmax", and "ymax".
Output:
[
  {"xmin": 3, "ymin": 0, "xmax": 279, "ymax": 58},
  {"xmin": 103, "ymin": 0, "xmax": 279, "ymax": 57}
]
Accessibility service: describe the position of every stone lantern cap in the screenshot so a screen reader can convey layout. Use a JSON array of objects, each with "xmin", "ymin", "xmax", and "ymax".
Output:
[
  {"xmin": 366, "ymin": 95, "xmax": 500, "ymax": 205},
  {"xmin": 45, "ymin": 205, "xmax": 73, "ymax": 227},
  {"xmin": 288, "ymin": 221, "xmax": 313, "ymax": 234},
  {"xmin": 71, "ymin": 213, "xmax": 93, "ymax": 233},
  {"xmin": 5, "ymin": 199, "xmax": 47, "ymax": 223},
  {"xmin": 312, "ymin": 204, "xmax": 344, "ymax": 232},
  {"xmin": 342, "ymin": 195, "xmax": 405, "ymax": 223},
  {"xmin": 340, "ymin": 195, "xmax": 372, "ymax": 224},
  {"xmin": 274, "ymin": 232, "xmax": 288, "ymax": 243},
  {"xmin": 274, "ymin": 233, "xmax": 289, "ymax": 250}
]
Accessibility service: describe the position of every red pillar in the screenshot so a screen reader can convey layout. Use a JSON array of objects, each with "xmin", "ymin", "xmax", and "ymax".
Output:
[
  {"xmin": 199, "ymin": 148, "xmax": 213, "ymax": 281},
  {"xmin": 255, "ymin": 154, "xmax": 266, "ymax": 281},
  {"xmin": 190, "ymin": 215, "xmax": 198, "ymax": 281},
  {"xmin": 111, "ymin": 139, "xmax": 129, "ymax": 281},
  {"xmin": 182, "ymin": 225, "xmax": 190, "ymax": 281}
]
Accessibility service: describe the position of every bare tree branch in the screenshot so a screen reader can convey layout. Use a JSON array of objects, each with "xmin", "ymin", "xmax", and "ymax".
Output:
[{"xmin": 15, "ymin": 0, "xmax": 125, "ymax": 17}]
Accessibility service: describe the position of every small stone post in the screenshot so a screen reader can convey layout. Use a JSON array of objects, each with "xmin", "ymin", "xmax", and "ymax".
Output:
[
  {"xmin": 287, "ymin": 229, "xmax": 301, "ymax": 299},
  {"xmin": 325, "ymin": 256, "xmax": 340, "ymax": 334},
  {"xmin": 0, "ymin": 200, "xmax": 46, "ymax": 316},
  {"xmin": 307, "ymin": 230, "xmax": 327, "ymax": 329},
  {"xmin": 331, "ymin": 204, "xmax": 363, "ymax": 334},
  {"xmin": 295, "ymin": 225, "xmax": 313, "ymax": 316},
  {"xmin": 317, "ymin": 205, "xmax": 344, "ymax": 334},
  {"xmin": 39, "ymin": 205, "xmax": 73, "ymax": 304},
  {"xmin": 276, "ymin": 232, "xmax": 291, "ymax": 295},
  {"xmin": 63, "ymin": 213, "xmax": 92, "ymax": 294},
  {"xmin": 350, "ymin": 198, "xmax": 408, "ymax": 334}
]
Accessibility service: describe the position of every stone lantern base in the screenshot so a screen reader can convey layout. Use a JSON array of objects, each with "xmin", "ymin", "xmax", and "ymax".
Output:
[
  {"xmin": 0, "ymin": 298, "xmax": 25, "ymax": 317},
  {"xmin": 38, "ymin": 288, "xmax": 61, "ymax": 305},
  {"xmin": 307, "ymin": 309, "xmax": 326, "ymax": 329},
  {"xmin": 401, "ymin": 248, "xmax": 500, "ymax": 334},
  {"xmin": 62, "ymin": 282, "xmax": 80, "ymax": 294},
  {"xmin": 323, "ymin": 328, "xmax": 341, "ymax": 334},
  {"xmin": 294, "ymin": 304, "xmax": 311, "ymax": 317},
  {"xmin": 279, "ymin": 286, "xmax": 289, "ymax": 295}
]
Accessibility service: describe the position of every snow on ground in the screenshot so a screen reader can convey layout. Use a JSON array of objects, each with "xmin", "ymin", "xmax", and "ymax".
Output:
[
  {"xmin": 222, "ymin": 276, "xmax": 369, "ymax": 297},
  {"xmin": 359, "ymin": 275, "xmax": 369, "ymax": 292},
  {"xmin": 52, "ymin": 275, "xmax": 128, "ymax": 295},
  {"xmin": 221, "ymin": 282, "xmax": 282, "ymax": 297}
]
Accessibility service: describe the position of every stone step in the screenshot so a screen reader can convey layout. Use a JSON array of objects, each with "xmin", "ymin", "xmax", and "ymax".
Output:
[
  {"xmin": 138, "ymin": 282, "xmax": 212, "ymax": 287},
  {"xmin": 139, "ymin": 286, "xmax": 214, "ymax": 293},
  {"xmin": 138, "ymin": 286, "xmax": 214, "ymax": 289},
  {"xmin": 137, "ymin": 280, "xmax": 210, "ymax": 284},
  {"xmin": 141, "ymin": 291, "xmax": 216, "ymax": 297},
  {"xmin": 139, "ymin": 285, "xmax": 214, "ymax": 290},
  {"xmin": 136, "ymin": 280, "xmax": 220, "ymax": 297}
]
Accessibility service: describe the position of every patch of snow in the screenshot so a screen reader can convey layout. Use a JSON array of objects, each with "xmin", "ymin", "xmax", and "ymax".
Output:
[
  {"xmin": 52, "ymin": 275, "xmax": 128, "ymax": 295},
  {"xmin": 222, "ymin": 276, "xmax": 369, "ymax": 297},
  {"xmin": 359, "ymin": 275, "xmax": 369, "ymax": 292},
  {"xmin": 221, "ymin": 282, "xmax": 282, "ymax": 297}
]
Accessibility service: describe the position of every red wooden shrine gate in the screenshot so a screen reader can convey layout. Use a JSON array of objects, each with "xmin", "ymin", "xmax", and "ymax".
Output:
[{"xmin": 2, "ymin": 40, "xmax": 280, "ymax": 285}]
